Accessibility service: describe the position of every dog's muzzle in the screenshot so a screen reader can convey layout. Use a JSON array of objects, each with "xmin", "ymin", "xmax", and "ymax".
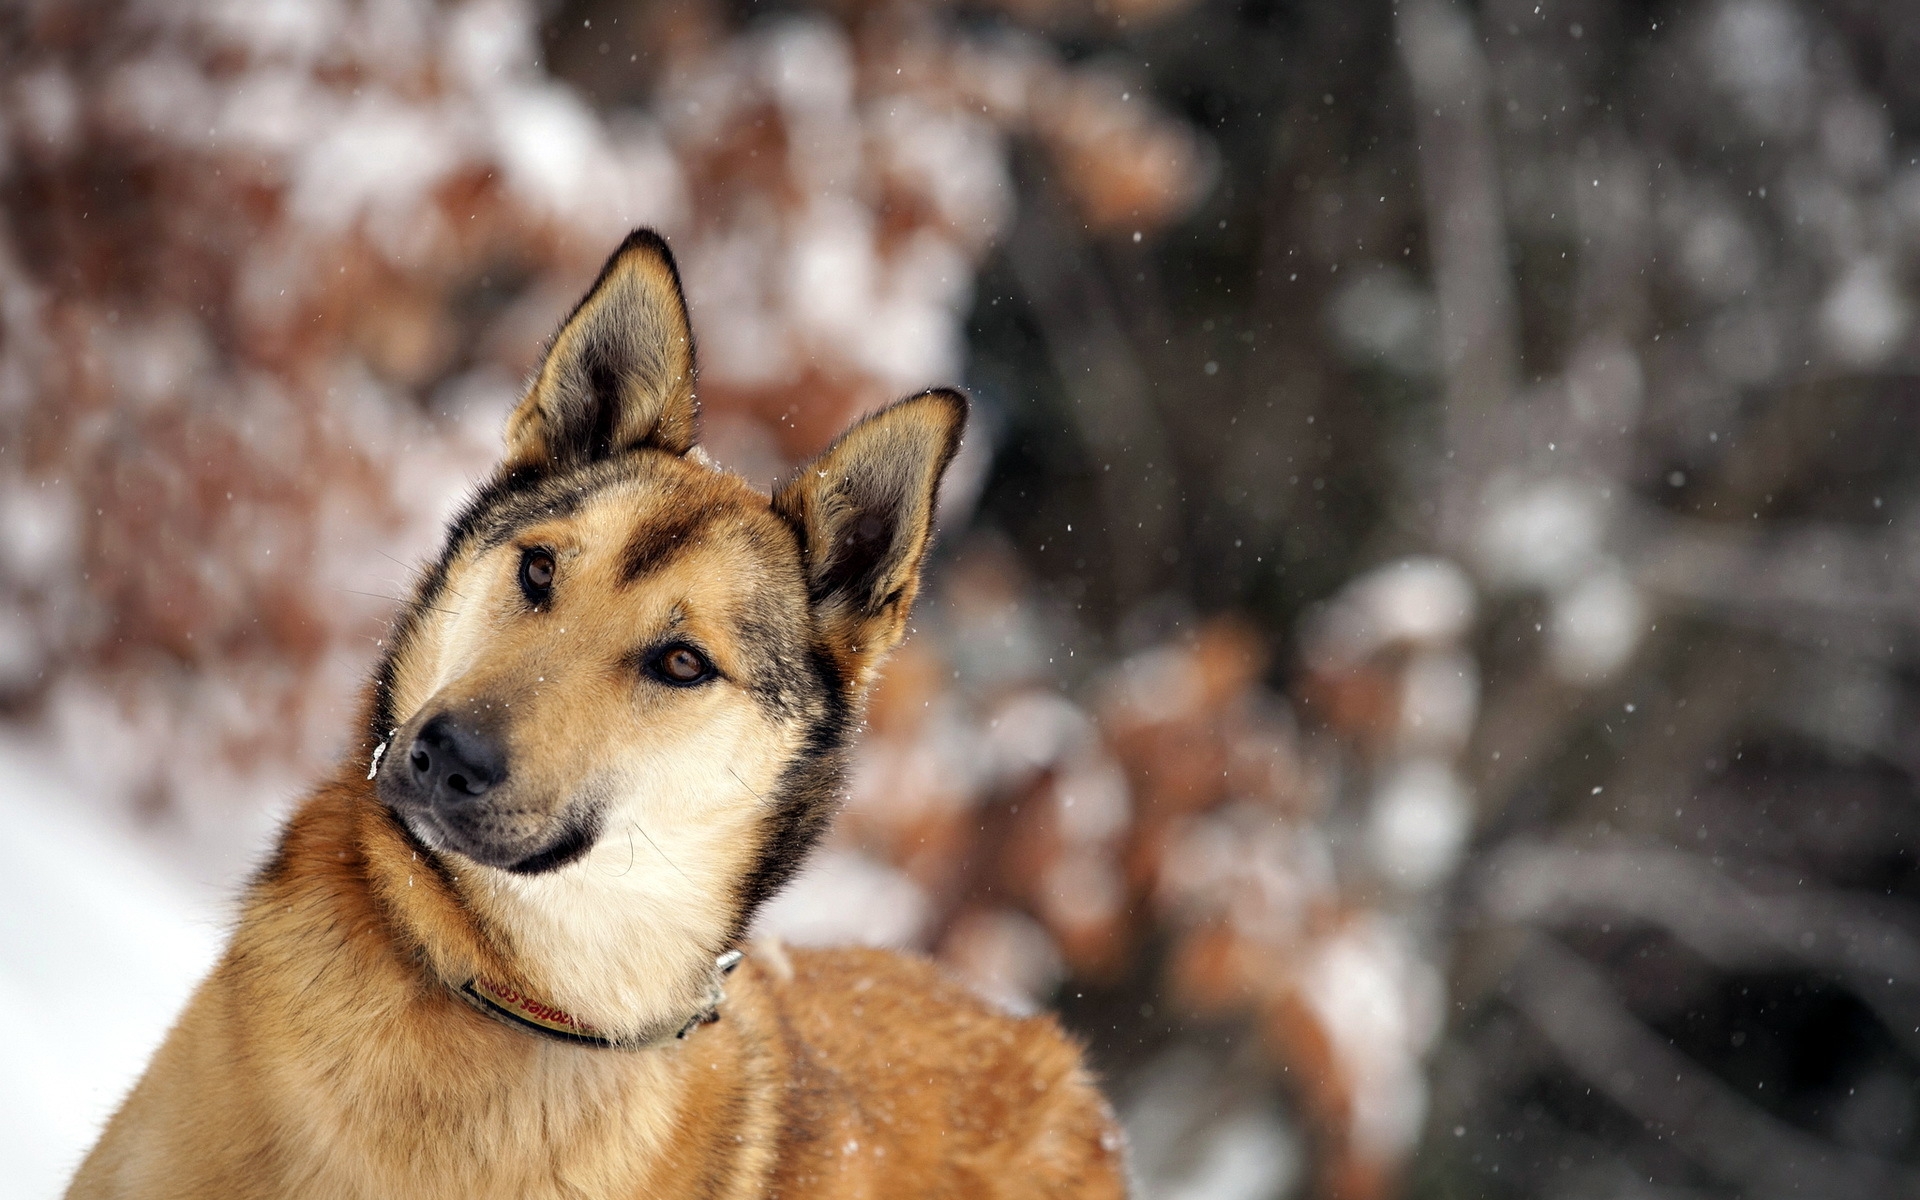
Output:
[
  {"xmin": 375, "ymin": 708, "xmax": 598, "ymax": 875},
  {"xmin": 402, "ymin": 712, "xmax": 508, "ymax": 809}
]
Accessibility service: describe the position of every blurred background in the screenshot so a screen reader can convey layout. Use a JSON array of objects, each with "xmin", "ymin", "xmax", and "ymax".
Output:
[{"xmin": 3, "ymin": 0, "xmax": 1920, "ymax": 1196}]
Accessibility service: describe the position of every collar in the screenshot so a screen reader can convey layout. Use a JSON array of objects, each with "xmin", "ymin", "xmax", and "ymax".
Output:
[{"xmin": 457, "ymin": 949, "xmax": 744, "ymax": 1049}]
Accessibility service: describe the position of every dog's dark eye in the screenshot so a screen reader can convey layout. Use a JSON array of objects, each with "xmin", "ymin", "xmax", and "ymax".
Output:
[
  {"xmin": 520, "ymin": 549, "xmax": 556, "ymax": 601},
  {"xmin": 650, "ymin": 644, "xmax": 714, "ymax": 686}
]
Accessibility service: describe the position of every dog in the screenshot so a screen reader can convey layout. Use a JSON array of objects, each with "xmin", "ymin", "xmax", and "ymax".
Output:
[{"xmin": 68, "ymin": 231, "xmax": 1126, "ymax": 1199}]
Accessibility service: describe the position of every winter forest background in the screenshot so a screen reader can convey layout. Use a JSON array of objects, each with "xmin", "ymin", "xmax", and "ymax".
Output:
[{"xmin": 4, "ymin": 0, "xmax": 1920, "ymax": 1196}]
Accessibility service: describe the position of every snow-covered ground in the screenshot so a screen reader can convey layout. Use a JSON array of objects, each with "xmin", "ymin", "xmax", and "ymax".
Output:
[{"xmin": 0, "ymin": 738, "xmax": 247, "ymax": 1198}]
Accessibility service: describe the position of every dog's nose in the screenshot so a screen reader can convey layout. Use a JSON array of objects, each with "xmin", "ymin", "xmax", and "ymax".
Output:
[{"xmin": 407, "ymin": 713, "xmax": 507, "ymax": 804}]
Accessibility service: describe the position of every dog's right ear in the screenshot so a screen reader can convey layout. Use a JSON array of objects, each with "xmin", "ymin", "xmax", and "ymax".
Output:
[
  {"xmin": 501, "ymin": 230, "xmax": 698, "ymax": 477},
  {"xmin": 774, "ymin": 389, "xmax": 966, "ymax": 686}
]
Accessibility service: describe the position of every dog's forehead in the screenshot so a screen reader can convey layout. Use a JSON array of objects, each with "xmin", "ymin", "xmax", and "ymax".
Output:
[
  {"xmin": 595, "ymin": 457, "xmax": 787, "ymax": 560},
  {"xmin": 482, "ymin": 452, "xmax": 798, "ymax": 583}
]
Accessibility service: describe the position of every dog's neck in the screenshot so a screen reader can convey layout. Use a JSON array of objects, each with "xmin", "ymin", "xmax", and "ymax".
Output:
[
  {"xmin": 217, "ymin": 772, "xmax": 707, "ymax": 1193},
  {"xmin": 343, "ymin": 781, "xmax": 735, "ymax": 1048}
]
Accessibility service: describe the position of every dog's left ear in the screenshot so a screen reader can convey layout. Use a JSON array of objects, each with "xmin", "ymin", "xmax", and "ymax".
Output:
[
  {"xmin": 775, "ymin": 389, "xmax": 967, "ymax": 681},
  {"xmin": 501, "ymin": 229, "xmax": 697, "ymax": 477}
]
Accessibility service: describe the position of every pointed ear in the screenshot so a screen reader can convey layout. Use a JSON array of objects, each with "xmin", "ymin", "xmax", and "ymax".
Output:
[
  {"xmin": 501, "ymin": 229, "xmax": 698, "ymax": 477},
  {"xmin": 774, "ymin": 389, "xmax": 967, "ymax": 675}
]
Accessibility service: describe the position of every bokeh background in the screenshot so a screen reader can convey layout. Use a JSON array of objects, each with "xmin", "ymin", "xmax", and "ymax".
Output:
[{"xmin": 4, "ymin": 0, "xmax": 1920, "ymax": 1196}]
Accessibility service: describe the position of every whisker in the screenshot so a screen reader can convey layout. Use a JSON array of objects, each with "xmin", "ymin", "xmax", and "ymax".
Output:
[
  {"xmin": 728, "ymin": 766, "xmax": 775, "ymax": 810},
  {"xmin": 377, "ymin": 549, "xmax": 466, "ymax": 600},
  {"xmin": 633, "ymin": 821, "xmax": 691, "ymax": 883},
  {"xmin": 607, "ymin": 825, "xmax": 636, "ymax": 877},
  {"xmin": 335, "ymin": 588, "xmax": 460, "ymax": 618}
]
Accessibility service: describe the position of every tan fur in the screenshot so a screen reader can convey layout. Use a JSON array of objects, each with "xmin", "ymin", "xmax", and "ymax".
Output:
[
  {"xmin": 68, "ymin": 230, "xmax": 1126, "ymax": 1199},
  {"xmin": 70, "ymin": 766, "xmax": 1125, "ymax": 1199}
]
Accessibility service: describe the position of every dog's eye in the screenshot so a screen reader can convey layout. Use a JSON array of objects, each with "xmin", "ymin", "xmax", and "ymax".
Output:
[
  {"xmin": 650, "ymin": 644, "xmax": 714, "ymax": 686},
  {"xmin": 520, "ymin": 549, "xmax": 556, "ymax": 601}
]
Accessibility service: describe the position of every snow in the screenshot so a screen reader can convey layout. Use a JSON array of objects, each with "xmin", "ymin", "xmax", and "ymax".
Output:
[
  {"xmin": 1162, "ymin": 1111, "xmax": 1301, "ymax": 1200},
  {"xmin": 750, "ymin": 847, "xmax": 931, "ymax": 949},
  {"xmin": 871, "ymin": 99, "xmax": 1012, "ymax": 240},
  {"xmin": 490, "ymin": 83, "xmax": 607, "ymax": 218},
  {"xmin": 0, "ymin": 737, "xmax": 234, "ymax": 1198},
  {"xmin": 1549, "ymin": 567, "xmax": 1647, "ymax": 682},
  {"xmin": 938, "ymin": 908, "xmax": 1064, "ymax": 1016},
  {"xmin": 1564, "ymin": 340, "xmax": 1644, "ymax": 429},
  {"xmin": 1676, "ymin": 206, "xmax": 1761, "ymax": 303},
  {"xmin": 0, "ymin": 481, "xmax": 75, "ymax": 595},
  {"xmin": 1296, "ymin": 916, "xmax": 1441, "ymax": 1161},
  {"xmin": 445, "ymin": 0, "xmax": 536, "ymax": 90},
  {"xmin": 787, "ymin": 199, "xmax": 883, "ymax": 354},
  {"xmin": 1705, "ymin": 0, "xmax": 1813, "ymax": 135},
  {"xmin": 1397, "ymin": 648, "xmax": 1479, "ymax": 754},
  {"xmin": 1819, "ymin": 97, "xmax": 1892, "ymax": 183},
  {"xmin": 291, "ymin": 94, "xmax": 459, "ymax": 232},
  {"xmin": 1475, "ymin": 476, "xmax": 1605, "ymax": 592},
  {"xmin": 14, "ymin": 67, "xmax": 81, "ymax": 153},
  {"xmin": 1306, "ymin": 556, "xmax": 1477, "ymax": 670},
  {"xmin": 1367, "ymin": 757, "xmax": 1472, "ymax": 890},
  {"xmin": 1328, "ymin": 266, "xmax": 1435, "ymax": 375},
  {"xmin": 1124, "ymin": 1046, "xmax": 1303, "ymax": 1200},
  {"xmin": 1820, "ymin": 258, "xmax": 1912, "ymax": 367}
]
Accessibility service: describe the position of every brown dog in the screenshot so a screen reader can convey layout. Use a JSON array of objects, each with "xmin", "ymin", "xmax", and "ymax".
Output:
[{"xmin": 69, "ymin": 231, "xmax": 1127, "ymax": 1199}]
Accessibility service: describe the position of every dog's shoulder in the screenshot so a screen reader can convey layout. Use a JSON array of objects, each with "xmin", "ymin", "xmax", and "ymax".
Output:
[
  {"xmin": 762, "ymin": 942, "xmax": 1074, "ymax": 1071},
  {"xmin": 735, "ymin": 942, "xmax": 1128, "ymax": 1198}
]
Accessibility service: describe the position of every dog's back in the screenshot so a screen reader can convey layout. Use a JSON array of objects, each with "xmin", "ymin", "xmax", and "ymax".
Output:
[
  {"xmin": 745, "ymin": 946, "xmax": 1124, "ymax": 1198},
  {"xmin": 666, "ymin": 944, "xmax": 1125, "ymax": 1199}
]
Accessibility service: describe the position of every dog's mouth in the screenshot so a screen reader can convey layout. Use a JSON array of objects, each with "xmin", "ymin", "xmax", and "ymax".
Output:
[
  {"xmin": 394, "ymin": 800, "xmax": 603, "ymax": 875},
  {"xmin": 498, "ymin": 816, "xmax": 601, "ymax": 875}
]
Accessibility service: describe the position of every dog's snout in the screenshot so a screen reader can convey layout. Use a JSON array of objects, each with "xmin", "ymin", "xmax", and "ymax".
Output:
[{"xmin": 408, "ymin": 713, "xmax": 507, "ymax": 804}]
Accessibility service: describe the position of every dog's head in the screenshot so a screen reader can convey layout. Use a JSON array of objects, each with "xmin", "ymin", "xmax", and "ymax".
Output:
[{"xmin": 371, "ymin": 231, "xmax": 962, "ymax": 1035}]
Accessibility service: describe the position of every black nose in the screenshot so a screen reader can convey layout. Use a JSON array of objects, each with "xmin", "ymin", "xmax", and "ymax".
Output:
[{"xmin": 407, "ymin": 713, "xmax": 507, "ymax": 805}]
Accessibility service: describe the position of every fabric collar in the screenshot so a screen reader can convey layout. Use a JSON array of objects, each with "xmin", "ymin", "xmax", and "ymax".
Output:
[{"xmin": 457, "ymin": 949, "xmax": 743, "ymax": 1049}]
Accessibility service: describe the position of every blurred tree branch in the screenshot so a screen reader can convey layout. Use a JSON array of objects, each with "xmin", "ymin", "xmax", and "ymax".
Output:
[
  {"xmin": 1486, "ymin": 841, "xmax": 1920, "ymax": 1059},
  {"xmin": 1510, "ymin": 933, "xmax": 1920, "ymax": 1199},
  {"xmin": 1005, "ymin": 167, "xmax": 1180, "ymax": 606},
  {"xmin": 1395, "ymin": 0, "xmax": 1520, "ymax": 548}
]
